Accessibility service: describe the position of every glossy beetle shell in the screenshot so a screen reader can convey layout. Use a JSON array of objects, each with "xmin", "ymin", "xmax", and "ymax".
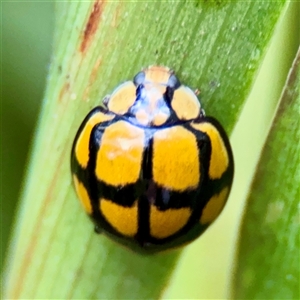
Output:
[{"xmin": 71, "ymin": 66, "xmax": 234, "ymax": 253}]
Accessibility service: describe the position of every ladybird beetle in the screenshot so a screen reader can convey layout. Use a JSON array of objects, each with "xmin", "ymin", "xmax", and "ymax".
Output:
[{"xmin": 71, "ymin": 66, "xmax": 234, "ymax": 253}]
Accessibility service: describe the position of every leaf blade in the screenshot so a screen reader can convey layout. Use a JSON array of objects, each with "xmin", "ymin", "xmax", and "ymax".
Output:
[{"xmin": 234, "ymin": 47, "xmax": 300, "ymax": 299}]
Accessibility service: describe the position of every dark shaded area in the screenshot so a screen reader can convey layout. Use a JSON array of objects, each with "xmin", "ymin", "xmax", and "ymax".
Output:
[{"xmin": 1, "ymin": 2, "xmax": 54, "ymax": 271}]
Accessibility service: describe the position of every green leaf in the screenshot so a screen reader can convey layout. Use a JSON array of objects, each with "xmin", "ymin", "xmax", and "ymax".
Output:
[
  {"xmin": 233, "ymin": 48, "xmax": 300, "ymax": 299},
  {"xmin": 3, "ymin": 1, "xmax": 297, "ymax": 299}
]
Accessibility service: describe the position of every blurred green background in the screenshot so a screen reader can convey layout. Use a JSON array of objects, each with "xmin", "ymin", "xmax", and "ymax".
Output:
[{"xmin": 2, "ymin": 2, "xmax": 54, "ymax": 271}]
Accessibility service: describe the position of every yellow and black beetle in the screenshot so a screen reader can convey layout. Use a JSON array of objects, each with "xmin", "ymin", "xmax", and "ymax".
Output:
[{"xmin": 71, "ymin": 66, "xmax": 234, "ymax": 253}]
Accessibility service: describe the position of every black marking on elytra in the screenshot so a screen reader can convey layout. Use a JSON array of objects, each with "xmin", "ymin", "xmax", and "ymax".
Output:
[
  {"xmin": 97, "ymin": 181, "xmax": 137, "ymax": 207},
  {"xmin": 136, "ymin": 194, "xmax": 151, "ymax": 247},
  {"xmin": 153, "ymin": 187, "xmax": 198, "ymax": 210},
  {"xmin": 142, "ymin": 134, "xmax": 153, "ymax": 180},
  {"xmin": 87, "ymin": 123, "xmax": 106, "ymax": 214},
  {"xmin": 136, "ymin": 136, "xmax": 154, "ymax": 246},
  {"xmin": 144, "ymin": 180, "xmax": 157, "ymax": 205}
]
